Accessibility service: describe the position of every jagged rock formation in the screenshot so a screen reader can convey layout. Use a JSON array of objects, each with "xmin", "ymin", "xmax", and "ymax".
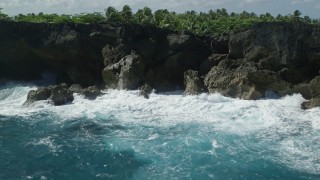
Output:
[
  {"xmin": 25, "ymin": 83, "xmax": 74, "ymax": 106},
  {"xmin": 1, "ymin": 21, "xmax": 320, "ymax": 108},
  {"xmin": 204, "ymin": 23, "xmax": 320, "ymax": 108},
  {"xmin": 184, "ymin": 70, "xmax": 207, "ymax": 95},
  {"xmin": 69, "ymin": 84, "xmax": 103, "ymax": 100},
  {"xmin": 139, "ymin": 84, "xmax": 153, "ymax": 99},
  {"xmin": 102, "ymin": 53, "xmax": 145, "ymax": 90},
  {"xmin": 301, "ymin": 76, "xmax": 320, "ymax": 109},
  {"xmin": 24, "ymin": 83, "xmax": 103, "ymax": 106}
]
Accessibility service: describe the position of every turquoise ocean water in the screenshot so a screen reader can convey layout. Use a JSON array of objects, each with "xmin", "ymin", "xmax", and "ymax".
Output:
[{"xmin": 0, "ymin": 82, "xmax": 320, "ymax": 179}]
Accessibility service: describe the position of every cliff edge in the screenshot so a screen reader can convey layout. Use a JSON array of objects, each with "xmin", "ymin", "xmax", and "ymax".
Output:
[{"xmin": 1, "ymin": 21, "xmax": 319, "ymax": 108}]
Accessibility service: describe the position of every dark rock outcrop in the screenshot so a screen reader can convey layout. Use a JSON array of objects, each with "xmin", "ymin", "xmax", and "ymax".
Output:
[
  {"xmin": 184, "ymin": 70, "xmax": 207, "ymax": 95},
  {"xmin": 2, "ymin": 21, "xmax": 320, "ymax": 108},
  {"xmin": 69, "ymin": 84, "xmax": 83, "ymax": 94},
  {"xmin": 102, "ymin": 30, "xmax": 212, "ymax": 91},
  {"xmin": 228, "ymin": 23, "xmax": 320, "ymax": 83},
  {"xmin": 82, "ymin": 86, "xmax": 103, "ymax": 100},
  {"xmin": 68, "ymin": 84, "xmax": 103, "ymax": 99},
  {"xmin": 204, "ymin": 60, "xmax": 289, "ymax": 100},
  {"xmin": 0, "ymin": 21, "xmax": 211, "ymax": 91},
  {"xmin": 302, "ymin": 76, "xmax": 320, "ymax": 109},
  {"xmin": 50, "ymin": 84, "xmax": 74, "ymax": 106},
  {"xmin": 204, "ymin": 22, "xmax": 320, "ymax": 107},
  {"xmin": 102, "ymin": 54, "xmax": 145, "ymax": 90},
  {"xmin": 200, "ymin": 54, "xmax": 227, "ymax": 75},
  {"xmin": 26, "ymin": 87, "xmax": 51, "ymax": 102},
  {"xmin": 0, "ymin": 21, "xmax": 118, "ymax": 85},
  {"xmin": 139, "ymin": 84, "xmax": 153, "ymax": 99},
  {"xmin": 25, "ymin": 83, "xmax": 73, "ymax": 106}
]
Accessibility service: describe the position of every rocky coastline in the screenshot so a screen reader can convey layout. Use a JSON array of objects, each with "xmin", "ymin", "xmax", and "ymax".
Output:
[{"xmin": 1, "ymin": 21, "xmax": 319, "ymax": 108}]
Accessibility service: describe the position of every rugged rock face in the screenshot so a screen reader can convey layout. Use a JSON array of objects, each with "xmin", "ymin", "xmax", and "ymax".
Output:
[
  {"xmin": 101, "ymin": 29, "xmax": 212, "ymax": 91},
  {"xmin": 50, "ymin": 84, "xmax": 74, "ymax": 106},
  {"xmin": 302, "ymin": 76, "xmax": 320, "ymax": 109},
  {"xmin": 204, "ymin": 60, "xmax": 289, "ymax": 100},
  {"xmin": 102, "ymin": 54, "xmax": 145, "ymax": 90},
  {"xmin": 0, "ymin": 21, "xmax": 211, "ymax": 91},
  {"xmin": 69, "ymin": 84, "xmax": 103, "ymax": 99},
  {"xmin": 228, "ymin": 23, "xmax": 320, "ymax": 83},
  {"xmin": 25, "ymin": 83, "xmax": 74, "ymax": 106},
  {"xmin": 184, "ymin": 70, "xmax": 207, "ymax": 95},
  {"xmin": 2, "ymin": 21, "xmax": 320, "ymax": 108},
  {"xmin": 26, "ymin": 87, "xmax": 51, "ymax": 102},
  {"xmin": 200, "ymin": 54, "xmax": 227, "ymax": 75},
  {"xmin": 139, "ymin": 84, "xmax": 153, "ymax": 99},
  {"xmin": 25, "ymin": 83, "xmax": 104, "ymax": 105},
  {"xmin": 69, "ymin": 84, "xmax": 83, "ymax": 94},
  {"xmin": 205, "ymin": 22, "xmax": 320, "ymax": 107},
  {"xmin": 0, "ymin": 21, "xmax": 118, "ymax": 85},
  {"xmin": 82, "ymin": 86, "xmax": 103, "ymax": 100}
]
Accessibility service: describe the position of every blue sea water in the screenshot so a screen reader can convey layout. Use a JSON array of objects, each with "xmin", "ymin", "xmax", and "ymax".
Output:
[{"xmin": 0, "ymin": 82, "xmax": 320, "ymax": 179}]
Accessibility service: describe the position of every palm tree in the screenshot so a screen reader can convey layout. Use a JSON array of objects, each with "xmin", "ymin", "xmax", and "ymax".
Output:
[
  {"xmin": 134, "ymin": 7, "xmax": 154, "ymax": 25},
  {"xmin": 303, "ymin": 15, "xmax": 311, "ymax": 23},
  {"xmin": 292, "ymin": 10, "xmax": 302, "ymax": 22},
  {"xmin": 105, "ymin": 6, "xmax": 121, "ymax": 22},
  {"xmin": 121, "ymin": 5, "xmax": 132, "ymax": 22},
  {"xmin": 154, "ymin": 9, "xmax": 170, "ymax": 27},
  {"xmin": 0, "ymin": 8, "xmax": 9, "ymax": 19}
]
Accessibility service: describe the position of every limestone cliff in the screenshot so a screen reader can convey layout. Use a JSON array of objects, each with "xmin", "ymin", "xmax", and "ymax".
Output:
[{"xmin": 1, "ymin": 21, "xmax": 320, "ymax": 108}]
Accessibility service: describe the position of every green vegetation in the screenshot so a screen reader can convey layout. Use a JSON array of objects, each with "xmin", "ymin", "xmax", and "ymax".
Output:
[
  {"xmin": 0, "ymin": 8, "xmax": 11, "ymax": 21},
  {"xmin": 0, "ymin": 6, "xmax": 319, "ymax": 37},
  {"xmin": 14, "ymin": 12, "xmax": 105, "ymax": 24}
]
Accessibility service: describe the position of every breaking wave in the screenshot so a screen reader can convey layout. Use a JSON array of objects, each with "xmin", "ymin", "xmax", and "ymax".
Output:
[{"xmin": 0, "ymin": 82, "xmax": 319, "ymax": 179}]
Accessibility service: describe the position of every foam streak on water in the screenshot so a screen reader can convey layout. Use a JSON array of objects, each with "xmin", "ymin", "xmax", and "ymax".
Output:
[{"xmin": 0, "ymin": 83, "xmax": 320, "ymax": 179}]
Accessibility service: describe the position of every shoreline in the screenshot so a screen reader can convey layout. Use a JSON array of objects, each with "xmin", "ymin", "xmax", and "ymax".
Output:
[{"xmin": 0, "ymin": 21, "xmax": 320, "ymax": 108}]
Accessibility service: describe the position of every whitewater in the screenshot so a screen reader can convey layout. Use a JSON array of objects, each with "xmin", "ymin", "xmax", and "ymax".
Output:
[{"xmin": 1, "ymin": 82, "xmax": 320, "ymax": 179}]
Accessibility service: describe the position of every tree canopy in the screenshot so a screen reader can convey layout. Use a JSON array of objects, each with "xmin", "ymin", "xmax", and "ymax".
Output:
[
  {"xmin": 0, "ymin": 6, "xmax": 319, "ymax": 37},
  {"xmin": 0, "ymin": 8, "xmax": 10, "ymax": 20}
]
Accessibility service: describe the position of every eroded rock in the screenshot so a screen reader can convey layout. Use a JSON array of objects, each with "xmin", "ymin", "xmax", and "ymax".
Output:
[
  {"xmin": 69, "ymin": 84, "xmax": 103, "ymax": 99},
  {"xmin": 50, "ymin": 84, "xmax": 74, "ymax": 106},
  {"xmin": 139, "ymin": 84, "xmax": 153, "ymax": 99},
  {"xmin": 82, "ymin": 86, "xmax": 103, "ymax": 100},
  {"xmin": 102, "ymin": 54, "xmax": 145, "ymax": 90},
  {"xmin": 69, "ymin": 84, "xmax": 83, "ymax": 94},
  {"xmin": 204, "ymin": 60, "xmax": 289, "ymax": 100},
  {"xmin": 302, "ymin": 76, "xmax": 320, "ymax": 109},
  {"xmin": 25, "ymin": 83, "xmax": 74, "ymax": 106},
  {"xmin": 26, "ymin": 87, "xmax": 51, "ymax": 103},
  {"xmin": 184, "ymin": 70, "xmax": 207, "ymax": 95}
]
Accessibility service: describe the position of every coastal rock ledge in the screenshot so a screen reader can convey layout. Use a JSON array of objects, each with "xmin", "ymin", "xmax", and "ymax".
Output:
[{"xmin": 1, "ymin": 21, "xmax": 320, "ymax": 108}]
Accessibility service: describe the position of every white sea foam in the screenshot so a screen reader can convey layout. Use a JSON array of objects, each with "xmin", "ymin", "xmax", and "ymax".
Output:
[
  {"xmin": 1, "ymin": 84, "xmax": 320, "ymax": 175},
  {"xmin": 0, "ymin": 84, "xmax": 319, "ymax": 134},
  {"xmin": 30, "ymin": 136, "xmax": 61, "ymax": 153}
]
